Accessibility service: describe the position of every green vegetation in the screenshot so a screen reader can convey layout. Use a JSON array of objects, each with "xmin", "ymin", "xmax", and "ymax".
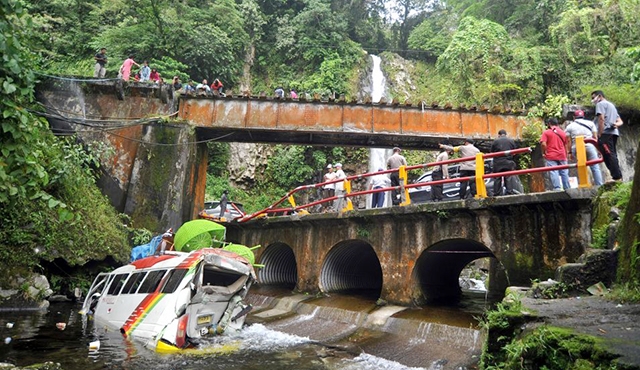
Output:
[
  {"xmin": 591, "ymin": 182, "xmax": 633, "ymax": 249},
  {"xmin": 480, "ymin": 293, "xmax": 620, "ymax": 369}
]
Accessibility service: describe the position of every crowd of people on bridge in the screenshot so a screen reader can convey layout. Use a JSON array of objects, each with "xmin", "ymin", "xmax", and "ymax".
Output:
[
  {"xmin": 93, "ymin": 49, "xmax": 305, "ymax": 99},
  {"xmin": 319, "ymin": 91, "xmax": 624, "ymax": 212}
]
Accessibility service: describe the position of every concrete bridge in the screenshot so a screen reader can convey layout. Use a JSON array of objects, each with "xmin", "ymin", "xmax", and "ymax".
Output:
[{"xmin": 226, "ymin": 189, "xmax": 595, "ymax": 305}]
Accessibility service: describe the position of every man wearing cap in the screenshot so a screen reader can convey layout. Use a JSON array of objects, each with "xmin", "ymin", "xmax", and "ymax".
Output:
[
  {"xmin": 490, "ymin": 129, "xmax": 518, "ymax": 196},
  {"xmin": 386, "ymin": 147, "xmax": 407, "ymax": 206},
  {"xmin": 322, "ymin": 164, "xmax": 336, "ymax": 211},
  {"xmin": 369, "ymin": 168, "xmax": 390, "ymax": 208},
  {"xmin": 565, "ymin": 110, "xmax": 603, "ymax": 186},
  {"xmin": 333, "ymin": 163, "xmax": 347, "ymax": 211},
  {"xmin": 440, "ymin": 139, "xmax": 480, "ymax": 199}
]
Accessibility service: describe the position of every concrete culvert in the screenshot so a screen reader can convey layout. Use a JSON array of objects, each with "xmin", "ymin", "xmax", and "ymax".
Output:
[
  {"xmin": 415, "ymin": 239, "xmax": 495, "ymax": 303},
  {"xmin": 320, "ymin": 240, "xmax": 382, "ymax": 298},
  {"xmin": 257, "ymin": 242, "xmax": 297, "ymax": 289}
]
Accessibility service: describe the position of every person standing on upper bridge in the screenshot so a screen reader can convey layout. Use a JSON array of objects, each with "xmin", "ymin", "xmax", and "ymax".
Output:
[
  {"xmin": 490, "ymin": 129, "xmax": 518, "ymax": 196},
  {"xmin": 93, "ymin": 48, "xmax": 107, "ymax": 78},
  {"xmin": 387, "ymin": 147, "xmax": 407, "ymax": 206},
  {"xmin": 540, "ymin": 117, "xmax": 570, "ymax": 191},
  {"xmin": 439, "ymin": 139, "xmax": 480, "ymax": 199},
  {"xmin": 118, "ymin": 55, "xmax": 140, "ymax": 82},
  {"xmin": 565, "ymin": 110, "xmax": 603, "ymax": 186},
  {"xmin": 139, "ymin": 61, "xmax": 151, "ymax": 82}
]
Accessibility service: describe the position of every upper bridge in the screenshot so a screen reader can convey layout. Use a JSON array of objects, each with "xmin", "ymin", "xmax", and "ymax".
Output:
[{"xmin": 181, "ymin": 95, "xmax": 529, "ymax": 149}]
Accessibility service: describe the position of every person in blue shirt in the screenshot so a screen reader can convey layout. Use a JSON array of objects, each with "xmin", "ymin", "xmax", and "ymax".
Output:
[{"xmin": 139, "ymin": 61, "xmax": 151, "ymax": 82}]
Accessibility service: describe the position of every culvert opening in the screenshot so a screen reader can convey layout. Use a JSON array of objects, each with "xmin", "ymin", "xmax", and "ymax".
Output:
[
  {"xmin": 257, "ymin": 242, "xmax": 297, "ymax": 289},
  {"xmin": 319, "ymin": 240, "xmax": 382, "ymax": 299},
  {"xmin": 414, "ymin": 239, "xmax": 496, "ymax": 304}
]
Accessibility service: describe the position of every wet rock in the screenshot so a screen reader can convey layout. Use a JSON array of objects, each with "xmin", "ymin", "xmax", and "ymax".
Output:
[
  {"xmin": 0, "ymin": 362, "xmax": 62, "ymax": 370},
  {"xmin": 48, "ymin": 295, "xmax": 71, "ymax": 302},
  {"xmin": 556, "ymin": 249, "xmax": 618, "ymax": 291},
  {"xmin": 609, "ymin": 207, "xmax": 621, "ymax": 221}
]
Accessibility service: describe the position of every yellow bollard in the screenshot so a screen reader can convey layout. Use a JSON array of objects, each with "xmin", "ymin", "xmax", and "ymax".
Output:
[
  {"xmin": 399, "ymin": 165, "xmax": 411, "ymax": 206},
  {"xmin": 575, "ymin": 136, "xmax": 589, "ymax": 188},
  {"xmin": 344, "ymin": 179, "xmax": 353, "ymax": 211},
  {"xmin": 475, "ymin": 153, "xmax": 487, "ymax": 198}
]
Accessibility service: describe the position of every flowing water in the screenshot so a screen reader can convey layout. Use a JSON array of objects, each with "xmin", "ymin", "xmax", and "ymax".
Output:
[
  {"xmin": 368, "ymin": 55, "xmax": 392, "ymax": 209},
  {"xmin": 0, "ymin": 286, "xmax": 492, "ymax": 369}
]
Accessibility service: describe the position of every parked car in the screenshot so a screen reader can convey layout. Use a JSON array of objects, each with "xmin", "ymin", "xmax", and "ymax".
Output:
[
  {"xmin": 200, "ymin": 200, "xmax": 246, "ymax": 220},
  {"xmin": 408, "ymin": 159, "xmax": 523, "ymax": 203}
]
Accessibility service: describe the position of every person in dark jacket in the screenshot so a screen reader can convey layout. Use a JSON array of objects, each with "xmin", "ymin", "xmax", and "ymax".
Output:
[
  {"xmin": 490, "ymin": 129, "xmax": 518, "ymax": 196},
  {"xmin": 219, "ymin": 190, "xmax": 229, "ymax": 219}
]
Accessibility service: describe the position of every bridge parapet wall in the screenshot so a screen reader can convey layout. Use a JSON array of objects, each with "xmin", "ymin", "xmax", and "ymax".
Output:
[{"xmin": 226, "ymin": 189, "xmax": 595, "ymax": 305}]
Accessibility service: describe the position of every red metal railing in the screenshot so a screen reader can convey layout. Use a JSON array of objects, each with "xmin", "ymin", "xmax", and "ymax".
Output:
[{"xmin": 237, "ymin": 137, "xmax": 603, "ymax": 223}]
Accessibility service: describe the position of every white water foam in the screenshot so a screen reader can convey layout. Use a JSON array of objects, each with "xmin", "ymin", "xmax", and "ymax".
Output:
[
  {"xmin": 226, "ymin": 323, "xmax": 310, "ymax": 351},
  {"xmin": 334, "ymin": 353, "xmax": 429, "ymax": 370}
]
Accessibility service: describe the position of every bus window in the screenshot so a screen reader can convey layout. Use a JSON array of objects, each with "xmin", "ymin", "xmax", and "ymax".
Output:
[
  {"xmin": 138, "ymin": 270, "xmax": 167, "ymax": 294},
  {"xmin": 161, "ymin": 269, "xmax": 188, "ymax": 294},
  {"xmin": 107, "ymin": 274, "xmax": 129, "ymax": 295},
  {"xmin": 122, "ymin": 272, "xmax": 147, "ymax": 294}
]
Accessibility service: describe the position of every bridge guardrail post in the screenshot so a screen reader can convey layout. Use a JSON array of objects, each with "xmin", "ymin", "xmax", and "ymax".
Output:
[
  {"xmin": 575, "ymin": 136, "xmax": 589, "ymax": 188},
  {"xmin": 344, "ymin": 179, "xmax": 354, "ymax": 211},
  {"xmin": 399, "ymin": 165, "xmax": 411, "ymax": 206},
  {"xmin": 475, "ymin": 153, "xmax": 487, "ymax": 198}
]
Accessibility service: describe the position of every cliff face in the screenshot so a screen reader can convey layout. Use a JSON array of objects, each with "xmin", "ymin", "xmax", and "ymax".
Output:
[{"xmin": 227, "ymin": 143, "xmax": 273, "ymax": 189}]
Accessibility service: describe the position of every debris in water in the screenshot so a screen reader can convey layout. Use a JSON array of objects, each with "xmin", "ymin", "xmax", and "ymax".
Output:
[
  {"xmin": 5, "ymin": 323, "xmax": 13, "ymax": 329},
  {"xmin": 56, "ymin": 322, "xmax": 67, "ymax": 330},
  {"xmin": 89, "ymin": 340, "xmax": 100, "ymax": 351},
  {"xmin": 4, "ymin": 337, "xmax": 11, "ymax": 344}
]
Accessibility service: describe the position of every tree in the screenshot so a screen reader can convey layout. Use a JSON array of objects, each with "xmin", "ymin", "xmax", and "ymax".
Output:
[
  {"xmin": 407, "ymin": 7, "xmax": 454, "ymax": 61},
  {"xmin": 387, "ymin": 0, "xmax": 433, "ymax": 57}
]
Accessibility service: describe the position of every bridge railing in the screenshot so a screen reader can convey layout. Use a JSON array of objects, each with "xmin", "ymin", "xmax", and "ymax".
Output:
[{"xmin": 237, "ymin": 137, "xmax": 603, "ymax": 223}]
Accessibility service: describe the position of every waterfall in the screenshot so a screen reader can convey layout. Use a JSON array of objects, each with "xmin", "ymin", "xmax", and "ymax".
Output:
[{"xmin": 368, "ymin": 55, "xmax": 391, "ymax": 208}]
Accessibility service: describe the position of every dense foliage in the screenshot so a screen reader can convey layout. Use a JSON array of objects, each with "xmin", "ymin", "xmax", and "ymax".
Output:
[{"xmin": 1, "ymin": 0, "xmax": 132, "ymax": 287}]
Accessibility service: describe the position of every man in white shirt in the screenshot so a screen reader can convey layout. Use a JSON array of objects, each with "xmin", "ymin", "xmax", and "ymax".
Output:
[
  {"xmin": 333, "ymin": 163, "xmax": 347, "ymax": 212},
  {"xmin": 565, "ymin": 110, "xmax": 603, "ymax": 186},
  {"xmin": 386, "ymin": 147, "xmax": 407, "ymax": 205},
  {"xmin": 322, "ymin": 164, "xmax": 336, "ymax": 211},
  {"xmin": 369, "ymin": 168, "xmax": 390, "ymax": 208}
]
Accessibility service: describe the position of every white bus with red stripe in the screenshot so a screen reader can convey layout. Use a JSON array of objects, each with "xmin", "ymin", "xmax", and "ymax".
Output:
[{"xmin": 81, "ymin": 248, "xmax": 256, "ymax": 352}]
